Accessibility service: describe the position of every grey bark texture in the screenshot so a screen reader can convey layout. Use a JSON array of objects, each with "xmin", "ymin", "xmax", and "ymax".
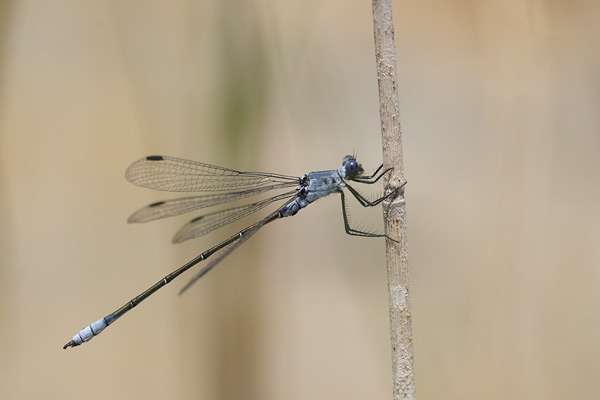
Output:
[{"xmin": 371, "ymin": 1, "xmax": 415, "ymax": 399}]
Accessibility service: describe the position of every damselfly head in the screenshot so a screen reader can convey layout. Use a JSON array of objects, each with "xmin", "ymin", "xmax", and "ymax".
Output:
[{"xmin": 342, "ymin": 155, "xmax": 363, "ymax": 178}]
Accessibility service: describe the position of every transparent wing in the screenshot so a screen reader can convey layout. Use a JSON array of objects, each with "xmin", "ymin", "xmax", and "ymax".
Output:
[
  {"xmin": 125, "ymin": 155, "xmax": 298, "ymax": 192},
  {"xmin": 178, "ymin": 214, "xmax": 275, "ymax": 294},
  {"xmin": 172, "ymin": 191, "xmax": 296, "ymax": 243},
  {"xmin": 127, "ymin": 183, "xmax": 298, "ymax": 223}
]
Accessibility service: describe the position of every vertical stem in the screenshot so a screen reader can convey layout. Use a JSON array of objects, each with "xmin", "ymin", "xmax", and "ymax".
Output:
[{"xmin": 371, "ymin": 1, "xmax": 415, "ymax": 399}]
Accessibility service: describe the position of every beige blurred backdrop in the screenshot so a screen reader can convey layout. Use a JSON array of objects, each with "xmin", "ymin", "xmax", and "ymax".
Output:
[{"xmin": 1, "ymin": 1, "xmax": 599, "ymax": 399}]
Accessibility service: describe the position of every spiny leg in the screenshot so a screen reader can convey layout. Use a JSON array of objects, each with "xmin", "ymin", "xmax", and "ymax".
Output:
[
  {"xmin": 344, "ymin": 180, "xmax": 405, "ymax": 207},
  {"xmin": 356, "ymin": 164, "xmax": 384, "ymax": 180},
  {"xmin": 339, "ymin": 191, "xmax": 387, "ymax": 238},
  {"xmin": 352, "ymin": 165, "xmax": 393, "ymax": 184}
]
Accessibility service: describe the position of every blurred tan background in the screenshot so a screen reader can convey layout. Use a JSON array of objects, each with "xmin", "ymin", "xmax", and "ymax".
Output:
[{"xmin": 1, "ymin": 1, "xmax": 599, "ymax": 399}]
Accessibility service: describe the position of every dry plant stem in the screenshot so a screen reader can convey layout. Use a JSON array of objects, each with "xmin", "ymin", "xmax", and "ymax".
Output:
[{"xmin": 371, "ymin": 1, "xmax": 415, "ymax": 399}]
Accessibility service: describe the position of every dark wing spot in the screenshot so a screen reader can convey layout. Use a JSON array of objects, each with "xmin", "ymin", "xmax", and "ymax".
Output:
[
  {"xmin": 190, "ymin": 216, "xmax": 204, "ymax": 223},
  {"xmin": 148, "ymin": 201, "xmax": 165, "ymax": 208},
  {"xmin": 146, "ymin": 155, "xmax": 164, "ymax": 161}
]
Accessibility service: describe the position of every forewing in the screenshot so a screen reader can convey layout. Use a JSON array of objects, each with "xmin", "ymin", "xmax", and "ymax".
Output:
[{"xmin": 125, "ymin": 155, "xmax": 297, "ymax": 192}]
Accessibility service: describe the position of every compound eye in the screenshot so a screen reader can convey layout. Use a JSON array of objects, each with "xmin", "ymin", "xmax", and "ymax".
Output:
[{"xmin": 345, "ymin": 159, "xmax": 360, "ymax": 177}]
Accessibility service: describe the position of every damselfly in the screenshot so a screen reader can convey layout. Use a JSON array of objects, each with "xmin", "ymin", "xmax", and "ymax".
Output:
[{"xmin": 64, "ymin": 154, "xmax": 404, "ymax": 348}]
